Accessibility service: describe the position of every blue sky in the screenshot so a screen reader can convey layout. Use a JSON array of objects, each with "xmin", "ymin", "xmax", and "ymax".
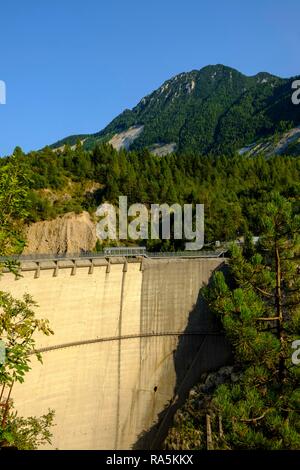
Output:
[{"xmin": 0, "ymin": 0, "xmax": 299, "ymax": 156}]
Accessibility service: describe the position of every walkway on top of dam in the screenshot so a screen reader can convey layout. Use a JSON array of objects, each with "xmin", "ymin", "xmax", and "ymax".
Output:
[{"xmin": 1, "ymin": 248, "xmax": 227, "ymax": 265}]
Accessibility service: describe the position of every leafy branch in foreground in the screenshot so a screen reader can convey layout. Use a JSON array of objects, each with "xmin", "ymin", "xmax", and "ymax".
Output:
[
  {"xmin": 0, "ymin": 276, "xmax": 54, "ymax": 449},
  {"xmin": 0, "ymin": 291, "xmax": 54, "ymax": 386},
  {"xmin": 0, "ymin": 410, "xmax": 55, "ymax": 450},
  {"xmin": 0, "ymin": 154, "xmax": 55, "ymax": 449}
]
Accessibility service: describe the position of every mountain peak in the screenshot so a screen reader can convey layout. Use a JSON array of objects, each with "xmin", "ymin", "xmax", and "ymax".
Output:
[{"xmin": 51, "ymin": 65, "xmax": 300, "ymax": 156}]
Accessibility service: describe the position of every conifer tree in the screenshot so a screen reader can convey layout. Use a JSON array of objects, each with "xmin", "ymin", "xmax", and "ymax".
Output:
[{"xmin": 203, "ymin": 193, "xmax": 300, "ymax": 449}]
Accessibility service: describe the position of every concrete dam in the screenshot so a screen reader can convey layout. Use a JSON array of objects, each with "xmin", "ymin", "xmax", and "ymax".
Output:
[{"xmin": 1, "ymin": 254, "xmax": 231, "ymax": 449}]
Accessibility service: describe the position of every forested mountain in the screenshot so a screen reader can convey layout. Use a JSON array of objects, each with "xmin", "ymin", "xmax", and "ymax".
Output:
[
  {"xmin": 2, "ymin": 65, "xmax": 300, "ymax": 253},
  {"xmin": 52, "ymin": 64, "xmax": 300, "ymax": 155}
]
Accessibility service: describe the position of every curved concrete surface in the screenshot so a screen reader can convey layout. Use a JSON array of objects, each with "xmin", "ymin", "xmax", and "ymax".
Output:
[{"xmin": 1, "ymin": 257, "xmax": 231, "ymax": 449}]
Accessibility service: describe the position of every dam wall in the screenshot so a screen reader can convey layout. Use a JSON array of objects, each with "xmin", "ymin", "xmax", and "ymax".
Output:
[{"xmin": 0, "ymin": 257, "xmax": 231, "ymax": 449}]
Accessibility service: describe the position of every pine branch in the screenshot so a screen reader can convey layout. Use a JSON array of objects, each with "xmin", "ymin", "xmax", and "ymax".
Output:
[
  {"xmin": 254, "ymin": 286, "xmax": 273, "ymax": 298},
  {"xmin": 256, "ymin": 316, "xmax": 280, "ymax": 321},
  {"xmin": 240, "ymin": 410, "xmax": 270, "ymax": 423}
]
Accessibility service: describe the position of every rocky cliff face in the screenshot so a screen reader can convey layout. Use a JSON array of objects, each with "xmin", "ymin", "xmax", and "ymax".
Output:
[{"xmin": 23, "ymin": 211, "xmax": 97, "ymax": 255}]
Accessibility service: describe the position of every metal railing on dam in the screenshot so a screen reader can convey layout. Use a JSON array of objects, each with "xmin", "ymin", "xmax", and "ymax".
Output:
[{"xmin": 0, "ymin": 248, "xmax": 227, "ymax": 264}]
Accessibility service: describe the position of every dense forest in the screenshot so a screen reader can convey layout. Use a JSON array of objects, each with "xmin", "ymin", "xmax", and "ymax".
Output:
[{"xmin": 0, "ymin": 141, "xmax": 299, "ymax": 251}]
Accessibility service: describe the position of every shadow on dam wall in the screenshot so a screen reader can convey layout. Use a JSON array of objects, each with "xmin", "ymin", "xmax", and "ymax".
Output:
[
  {"xmin": 3, "ymin": 256, "xmax": 232, "ymax": 449},
  {"xmin": 133, "ymin": 262, "xmax": 232, "ymax": 450}
]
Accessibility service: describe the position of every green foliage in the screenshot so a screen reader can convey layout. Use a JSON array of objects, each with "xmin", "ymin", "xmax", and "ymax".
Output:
[
  {"xmin": 0, "ymin": 409, "xmax": 55, "ymax": 450},
  {"xmin": 0, "ymin": 154, "xmax": 55, "ymax": 449},
  {"xmin": 10, "ymin": 142, "xmax": 300, "ymax": 249},
  {"xmin": 165, "ymin": 194, "xmax": 300, "ymax": 450},
  {"xmin": 202, "ymin": 194, "xmax": 300, "ymax": 449},
  {"xmin": 0, "ymin": 156, "xmax": 30, "ymax": 257},
  {"xmin": 0, "ymin": 292, "xmax": 53, "ymax": 386},
  {"xmin": 51, "ymin": 65, "xmax": 300, "ymax": 156}
]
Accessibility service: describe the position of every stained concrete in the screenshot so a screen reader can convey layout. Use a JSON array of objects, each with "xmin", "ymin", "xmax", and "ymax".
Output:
[{"xmin": 0, "ymin": 257, "xmax": 231, "ymax": 449}]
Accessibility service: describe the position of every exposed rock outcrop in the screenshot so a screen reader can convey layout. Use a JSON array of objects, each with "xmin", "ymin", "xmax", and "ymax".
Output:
[
  {"xmin": 23, "ymin": 211, "xmax": 97, "ymax": 255},
  {"xmin": 109, "ymin": 125, "xmax": 144, "ymax": 150}
]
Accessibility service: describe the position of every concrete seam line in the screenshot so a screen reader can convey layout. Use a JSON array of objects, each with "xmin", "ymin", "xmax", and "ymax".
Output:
[
  {"xmin": 32, "ymin": 331, "xmax": 224, "ymax": 354},
  {"xmin": 114, "ymin": 266, "xmax": 127, "ymax": 449}
]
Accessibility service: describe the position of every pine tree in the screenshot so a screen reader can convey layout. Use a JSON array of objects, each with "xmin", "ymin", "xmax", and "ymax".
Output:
[{"xmin": 203, "ymin": 193, "xmax": 300, "ymax": 449}]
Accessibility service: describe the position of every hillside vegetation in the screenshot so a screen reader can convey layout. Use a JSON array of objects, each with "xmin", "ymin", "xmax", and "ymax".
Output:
[
  {"xmin": 52, "ymin": 65, "xmax": 300, "ymax": 156},
  {"xmin": 1, "ymin": 142, "xmax": 299, "ymax": 252}
]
